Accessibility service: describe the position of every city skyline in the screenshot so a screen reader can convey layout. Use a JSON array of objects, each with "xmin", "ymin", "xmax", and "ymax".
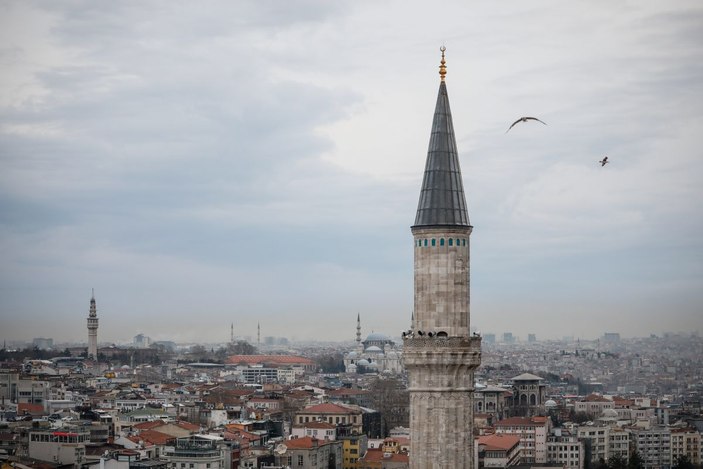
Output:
[{"xmin": 1, "ymin": 2, "xmax": 702, "ymax": 344}]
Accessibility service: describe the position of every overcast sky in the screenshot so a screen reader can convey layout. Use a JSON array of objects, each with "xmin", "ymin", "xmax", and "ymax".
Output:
[{"xmin": 1, "ymin": 1, "xmax": 701, "ymax": 345}]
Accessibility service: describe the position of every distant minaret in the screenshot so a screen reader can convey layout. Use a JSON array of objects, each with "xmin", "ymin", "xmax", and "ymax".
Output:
[
  {"xmin": 404, "ymin": 48, "xmax": 481, "ymax": 468},
  {"xmin": 87, "ymin": 289, "xmax": 99, "ymax": 360},
  {"xmin": 356, "ymin": 313, "xmax": 362, "ymax": 347},
  {"xmin": 231, "ymin": 323, "xmax": 234, "ymax": 344},
  {"xmin": 257, "ymin": 322, "xmax": 260, "ymax": 347}
]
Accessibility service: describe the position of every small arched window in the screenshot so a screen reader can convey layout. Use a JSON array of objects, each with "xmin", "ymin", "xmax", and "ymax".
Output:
[
  {"xmin": 431, "ymin": 239, "xmax": 436, "ymax": 246},
  {"xmin": 440, "ymin": 238, "xmax": 445, "ymax": 246},
  {"xmin": 424, "ymin": 239, "xmax": 428, "ymax": 247},
  {"xmin": 449, "ymin": 239, "xmax": 453, "ymax": 246}
]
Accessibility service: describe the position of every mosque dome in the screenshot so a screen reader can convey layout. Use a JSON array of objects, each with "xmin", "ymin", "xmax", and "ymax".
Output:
[
  {"xmin": 366, "ymin": 332, "xmax": 390, "ymax": 342},
  {"xmin": 366, "ymin": 346, "xmax": 383, "ymax": 353},
  {"xmin": 347, "ymin": 351, "xmax": 358, "ymax": 358},
  {"xmin": 368, "ymin": 362, "xmax": 378, "ymax": 369},
  {"xmin": 545, "ymin": 399, "xmax": 558, "ymax": 408},
  {"xmin": 347, "ymin": 363, "xmax": 357, "ymax": 372},
  {"xmin": 601, "ymin": 408, "xmax": 618, "ymax": 419},
  {"xmin": 357, "ymin": 359, "xmax": 370, "ymax": 367}
]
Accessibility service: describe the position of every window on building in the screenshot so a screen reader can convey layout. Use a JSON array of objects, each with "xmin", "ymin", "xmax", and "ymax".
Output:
[
  {"xmin": 440, "ymin": 238, "xmax": 445, "ymax": 246},
  {"xmin": 431, "ymin": 238, "xmax": 436, "ymax": 246},
  {"xmin": 449, "ymin": 238, "xmax": 453, "ymax": 246},
  {"xmin": 424, "ymin": 239, "xmax": 428, "ymax": 246},
  {"xmin": 298, "ymin": 455, "xmax": 304, "ymax": 465}
]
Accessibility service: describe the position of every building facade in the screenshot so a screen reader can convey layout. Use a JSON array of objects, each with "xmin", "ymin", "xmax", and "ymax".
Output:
[{"xmin": 402, "ymin": 48, "xmax": 481, "ymax": 468}]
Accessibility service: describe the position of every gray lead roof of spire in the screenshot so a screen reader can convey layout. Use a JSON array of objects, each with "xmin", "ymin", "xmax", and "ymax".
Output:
[{"xmin": 413, "ymin": 81, "xmax": 470, "ymax": 228}]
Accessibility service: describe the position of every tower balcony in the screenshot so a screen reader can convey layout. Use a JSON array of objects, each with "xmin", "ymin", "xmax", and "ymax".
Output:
[{"xmin": 403, "ymin": 335, "xmax": 481, "ymax": 391}]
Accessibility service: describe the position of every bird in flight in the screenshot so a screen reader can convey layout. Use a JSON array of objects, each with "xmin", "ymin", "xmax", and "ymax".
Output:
[
  {"xmin": 506, "ymin": 116, "xmax": 547, "ymax": 133},
  {"xmin": 599, "ymin": 156, "xmax": 609, "ymax": 167}
]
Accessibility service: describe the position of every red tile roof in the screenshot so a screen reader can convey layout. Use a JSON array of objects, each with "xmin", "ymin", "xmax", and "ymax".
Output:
[
  {"xmin": 134, "ymin": 420, "xmax": 166, "ymax": 430},
  {"xmin": 18, "ymin": 403, "xmax": 45, "ymax": 416},
  {"xmin": 226, "ymin": 355, "xmax": 314, "ymax": 366},
  {"xmin": 293, "ymin": 421, "xmax": 336, "ymax": 430},
  {"xmin": 478, "ymin": 433, "xmax": 521, "ymax": 451},
  {"xmin": 134, "ymin": 429, "xmax": 174, "ymax": 446},
  {"xmin": 360, "ymin": 448, "xmax": 410, "ymax": 463},
  {"xmin": 175, "ymin": 420, "xmax": 201, "ymax": 432},
  {"xmin": 327, "ymin": 388, "xmax": 370, "ymax": 396},
  {"xmin": 495, "ymin": 416, "xmax": 547, "ymax": 427},
  {"xmin": 300, "ymin": 403, "xmax": 356, "ymax": 414},
  {"xmin": 583, "ymin": 394, "xmax": 611, "ymax": 402},
  {"xmin": 284, "ymin": 436, "xmax": 336, "ymax": 450}
]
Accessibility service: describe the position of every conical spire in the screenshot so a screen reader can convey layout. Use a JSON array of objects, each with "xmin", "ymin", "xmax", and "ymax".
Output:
[{"xmin": 413, "ymin": 48, "xmax": 470, "ymax": 228}]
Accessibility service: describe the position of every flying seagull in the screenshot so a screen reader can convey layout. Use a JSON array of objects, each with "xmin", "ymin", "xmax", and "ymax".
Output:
[
  {"xmin": 506, "ymin": 116, "xmax": 547, "ymax": 133},
  {"xmin": 599, "ymin": 156, "xmax": 609, "ymax": 167}
]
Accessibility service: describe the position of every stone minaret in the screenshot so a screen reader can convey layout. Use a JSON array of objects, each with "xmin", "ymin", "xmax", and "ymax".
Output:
[
  {"xmin": 356, "ymin": 313, "xmax": 362, "ymax": 348},
  {"xmin": 403, "ymin": 47, "xmax": 481, "ymax": 468},
  {"xmin": 87, "ymin": 289, "xmax": 99, "ymax": 360}
]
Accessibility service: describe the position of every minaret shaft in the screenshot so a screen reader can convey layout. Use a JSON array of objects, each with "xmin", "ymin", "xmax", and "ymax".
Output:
[{"xmin": 87, "ymin": 291, "xmax": 99, "ymax": 360}]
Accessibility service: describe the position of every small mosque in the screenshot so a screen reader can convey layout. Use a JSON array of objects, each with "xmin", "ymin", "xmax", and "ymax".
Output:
[{"xmin": 343, "ymin": 314, "xmax": 403, "ymax": 374}]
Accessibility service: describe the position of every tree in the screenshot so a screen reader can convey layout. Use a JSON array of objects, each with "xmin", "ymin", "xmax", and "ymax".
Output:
[
  {"xmin": 673, "ymin": 455, "xmax": 694, "ymax": 469},
  {"xmin": 368, "ymin": 376, "xmax": 409, "ymax": 436},
  {"xmin": 314, "ymin": 352, "xmax": 345, "ymax": 373},
  {"xmin": 628, "ymin": 451, "xmax": 644, "ymax": 469},
  {"xmin": 608, "ymin": 454, "xmax": 627, "ymax": 469}
]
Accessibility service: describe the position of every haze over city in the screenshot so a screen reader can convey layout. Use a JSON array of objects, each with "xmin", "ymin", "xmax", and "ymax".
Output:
[{"xmin": 1, "ymin": 1, "xmax": 701, "ymax": 344}]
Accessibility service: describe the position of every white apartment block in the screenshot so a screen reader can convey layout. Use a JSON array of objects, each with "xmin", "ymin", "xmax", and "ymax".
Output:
[
  {"xmin": 670, "ymin": 427, "xmax": 701, "ymax": 466},
  {"xmin": 546, "ymin": 433, "xmax": 585, "ymax": 469},
  {"xmin": 630, "ymin": 426, "xmax": 672, "ymax": 469}
]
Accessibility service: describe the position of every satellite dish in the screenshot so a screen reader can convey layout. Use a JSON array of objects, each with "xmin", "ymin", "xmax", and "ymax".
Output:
[{"xmin": 274, "ymin": 443, "xmax": 288, "ymax": 455}]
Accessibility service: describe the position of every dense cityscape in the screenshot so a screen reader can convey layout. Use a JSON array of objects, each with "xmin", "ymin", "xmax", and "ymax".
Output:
[{"xmin": 0, "ymin": 322, "xmax": 701, "ymax": 468}]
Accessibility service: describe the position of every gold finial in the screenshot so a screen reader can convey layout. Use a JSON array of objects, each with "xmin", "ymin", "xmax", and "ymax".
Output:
[{"xmin": 439, "ymin": 46, "xmax": 447, "ymax": 81}]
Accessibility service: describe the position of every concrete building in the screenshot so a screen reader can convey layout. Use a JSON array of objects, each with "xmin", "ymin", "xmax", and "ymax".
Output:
[
  {"xmin": 577, "ymin": 425, "xmax": 610, "ymax": 464},
  {"xmin": 87, "ymin": 290, "xmax": 99, "ymax": 360},
  {"xmin": 575, "ymin": 394, "xmax": 615, "ymax": 417},
  {"xmin": 546, "ymin": 431, "xmax": 585, "ymax": 469},
  {"xmin": 339, "ymin": 433, "xmax": 368, "ymax": 469},
  {"xmin": 670, "ymin": 426, "xmax": 701, "ymax": 466},
  {"xmin": 494, "ymin": 416, "xmax": 550, "ymax": 464},
  {"xmin": 28, "ymin": 429, "xmax": 89, "ymax": 466},
  {"xmin": 630, "ymin": 426, "xmax": 672, "ymax": 469},
  {"xmin": 295, "ymin": 403, "xmax": 364, "ymax": 435},
  {"xmin": 163, "ymin": 435, "xmax": 225, "ymax": 469},
  {"xmin": 403, "ymin": 47, "xmax": 481, "ymax": 469},
  {"xmin": 476, "ymin": 433, "xmax": 521, "ymax": 468},
  {"xmin": 274, "ymin": 437, "xmax": 343, "ymax": 469}
]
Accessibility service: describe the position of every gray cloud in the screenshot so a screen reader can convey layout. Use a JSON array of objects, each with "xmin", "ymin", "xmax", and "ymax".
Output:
[{"xmin": 1, "ymin": 1, "xmax": 701, "ymax": 343}]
